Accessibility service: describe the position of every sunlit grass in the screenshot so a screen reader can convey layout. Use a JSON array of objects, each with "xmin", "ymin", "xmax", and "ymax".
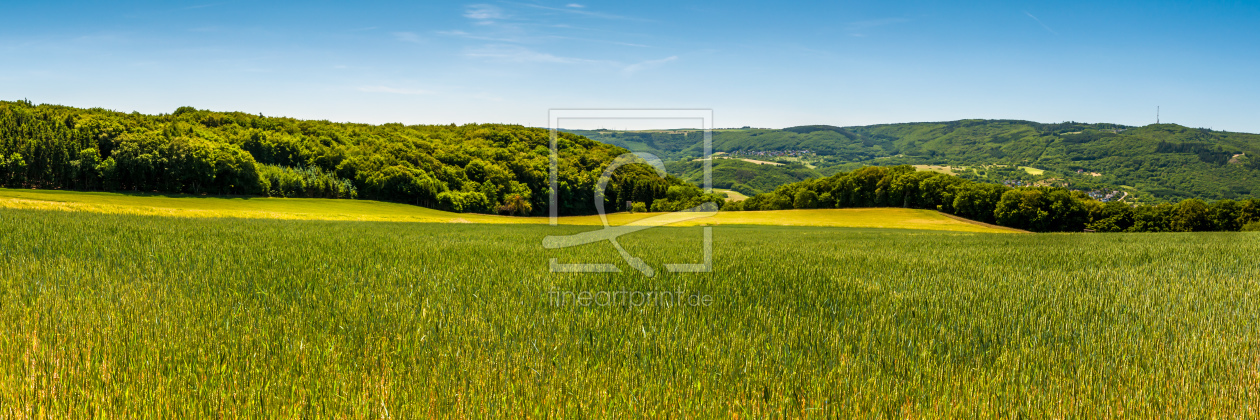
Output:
[
  {"xmin": 0, "ymin": 188, "xmax": 1017, "ymax": 233},
  {"xmin": 1, "ymin": 208, "xmax": 1256, "ymax": 417},
  {"xmin": 713, "ymin": 188, "xmax": 749, "ymax": 202},
  {"xmin": 1021, "ymin": 166, "xmax": 1046, "ymax": 176}
]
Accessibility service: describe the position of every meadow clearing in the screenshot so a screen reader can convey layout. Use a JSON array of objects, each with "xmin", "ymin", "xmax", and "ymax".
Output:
[
  {"xmin": 1, "ymin": 201, "xmax": 1257, "ymax": 417},
  {"xmin": 0, "ymin": 188, "xmax": 1016, "ymax": 233}
]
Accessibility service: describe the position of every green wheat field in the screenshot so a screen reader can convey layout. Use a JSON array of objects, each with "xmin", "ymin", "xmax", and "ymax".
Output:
[{"xmin": 1, "ymin": 207, "xmax": 1258, "ymax": 418}]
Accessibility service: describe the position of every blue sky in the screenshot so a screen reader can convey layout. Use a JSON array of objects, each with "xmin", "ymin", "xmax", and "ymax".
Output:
[{"xmin": 2, "ymin": 1, "xmax": 1258, "ymax": 132}]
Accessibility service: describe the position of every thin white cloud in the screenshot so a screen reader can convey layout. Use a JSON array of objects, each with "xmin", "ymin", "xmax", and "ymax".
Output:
[
  {"xmin": 847, "ymin": 18, "xmax": 910, "ymax": 30},
  {"xmin": 510, "ymin": 2, "xmax": 648, "ymax": 22},
  {"xmin": 622, "ymin": 56, "xmax": 677, "ymax": 74},
  {"xmin": 845, "ymin": 17, "xmax": 909, "ymax": 37},
  {"xmin": 358, "ymin": 86, "xmax": 432, "ymax": 95},
  {"xmin": 392, "ymin": 31, "xmax": 425, "ymax": 44},
  {"xmin": 465, "ymin": 4, "xmax": 506, "ymax": 21},
  {"xmin": 1024, "ymin": 11, "xmax": 1058, "ymax": 35},
  {"xmin": 443, "ymin": 29, "xmax": 647, "ymax": 47},
  {"xmin": 609, "ymin": 41, "xmax": 650, "ymax": 48},
  {"xmin": 444, "ymin": 3, "xmax": 658, "ymax": 72},
  {"xmin": 463, "ymin": 45, "xmax": 613, "ymax": 65},
  {"xmin": 473, "ymin": 92, "xmax": 506, "ymax": 102},
  {"xmin": 463, "ymin": 45, "xmax": 676, "ymax": 75},
  {"xmin": 438, "ymin": 30, "xmax": 541, "ymax": 44}
]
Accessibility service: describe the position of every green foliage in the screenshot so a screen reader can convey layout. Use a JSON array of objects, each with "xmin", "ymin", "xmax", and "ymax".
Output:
[
  {"xmin": 1171, "ymin": 199, "xmax": 1212, "ymax": 232},
  {"xmin": 437, "ymin": 190, "xmax": 491, "ymax": 213},
  {"xmin": 994, "ymin": 189, "xmax": 1088, "ymax": 232},
  {"xmin": 0, "ymin": 152, "xmax": 27, "ymax": 186},
  {"xmin": 951, "ymin": 182, "xmax": 1006, "ymax": 223},
  {"xmin": 793, "ymin": 189, "xmax": 818, "ymax": 209},
  {"xmin": 1130, "ymin": 204, "xmax": 1176, "ymax": 232},
  {"xmin": 639, "ymin": 183, "xmax": 725, "ymax": 212},
  {"xmin": 738, "ymin": 165, "xmax": 1259, "ymax": 233},
  {"xmin": 1086, "ymin": 201, "xmax": 1137, "ymax": 232},
  {"xmin": 0, "ymin": 101, "xmax": 691, "ymax": 215},
  {"xmin": 562, "ymin": 129, "xmax": 701, "ymax": 161},
  {"xmin": 257, "ymin": 164, "xmax": 357, "ymax": 199},
  {"xmin": 496, "ymin": 194, "xmax": 532, "ymax": 216},
  {"xmin": 665, "ymin": 159, "xmax": 820, "ymax": 196}
]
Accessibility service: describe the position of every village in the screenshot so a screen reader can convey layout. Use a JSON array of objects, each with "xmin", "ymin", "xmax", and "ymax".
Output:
[{"xmin": 727, "ymin": 149, "xmax": 816, "ymax": 158}]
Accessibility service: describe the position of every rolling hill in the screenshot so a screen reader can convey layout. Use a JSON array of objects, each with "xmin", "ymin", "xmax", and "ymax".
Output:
[{"xmin": 572, "ymin": 121, "xmax": 1260, "ymax": 203}]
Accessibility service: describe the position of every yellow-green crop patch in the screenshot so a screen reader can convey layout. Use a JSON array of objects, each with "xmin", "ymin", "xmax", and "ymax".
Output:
[
  {"xmin": 911, "ymin": 164, "xmax": 959, "ymax": 175},
  {"xmin": 1021, "ymin": 166, "xmax": 1046, "ymax": 175},
  {"xmin": 713, "ymin": 188, "xmax": 749, "ymax": 202},
  {"xmin": 0, "ymin": 188, "xmax": 1019, "ymax": 233}
]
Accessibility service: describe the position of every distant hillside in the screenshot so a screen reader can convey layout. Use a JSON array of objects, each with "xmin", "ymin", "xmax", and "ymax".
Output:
[
  {"xmin": 665, "ymin": 158, "xmax": 820, "ymax": 196},
  {"xmin": 572, "ymin": 121, "xmax": 1260, "ymax": 202}
]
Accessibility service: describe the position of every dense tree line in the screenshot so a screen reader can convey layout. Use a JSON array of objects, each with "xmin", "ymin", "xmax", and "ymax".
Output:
[
  {"xmin": 0, "ymin": 101, "xmax": 685, "ymax": 215},
  {"xmin": 726, "ymin": 165, "xmax": 1260, "ymax": 232},
  {"xmin": 257, "ymin": 164, "xmax": 358, "ymax": 199}
]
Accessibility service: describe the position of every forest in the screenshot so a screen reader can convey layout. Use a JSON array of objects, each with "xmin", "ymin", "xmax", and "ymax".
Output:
[
  {"xmin": 665, "ymin": 158, "xmax": 820, "ymax": 196},
  {"xmin": 4, "ymin": 100, "xmax": 1257, "ymax": 231},
  {"xmin": 575, "ymin": 121, "xmax": 1260, "ymax": 203},
  {"xmin": 724, "ymin": 165, "xmax": 1260, "ymax": 233},
  {"xmin": 0, "ymin": 100, "xmax": 708, "ymax": 216}
]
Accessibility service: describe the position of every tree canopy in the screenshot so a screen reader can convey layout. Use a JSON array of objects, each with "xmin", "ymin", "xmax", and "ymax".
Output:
[
  {"xmin": 727, "ymin": 165, "xmax": 1260, "ymax": 233},
  {"xmin": 0, "ymin": 101, "xmax": 688, "ymax": 215}
]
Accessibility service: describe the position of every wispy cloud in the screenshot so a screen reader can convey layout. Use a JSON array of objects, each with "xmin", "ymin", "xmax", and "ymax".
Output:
[
  {"xmin": 465, "ymin": 4, "xmax": 506, "ymax": 23},
  {"xmin": 441, "ymin": 29, "xmax": 647, "ymax": 47},
  {"xmin": 622, "ymin": 56, "xmax": 677, "ymax": 74},
  {"xmin": 607, "ymin": 40, "xmax": 650, "ymax": 48},
  {"xmin": 510, "ymin": 2, "xmax": 648, "ymax": 22},
  {"xmin": 358, "ymin": 86, "xmax": 432, "ymax": 95},
  {"xmin": 472, "ymin": 92, "xmax": 506, "ymax": 102},
  {"xmin": 1024, "ymin": 11, "xmax": 1058, "ymax": 35},
  {"xmin": 443, "ymin": 3, "xmax": 664, "ymax": 74},
  {"xmin": 464, "ymin": 45, "xmax": 676, "ymax": 75},
  {"xmin": 845, "ymin": 17, "xmax": 909, "ymax": 37},
  {"xmin": 183, "ymin": 3, "xmax": 223, "ymax": 10},
  {"xmin": 464, "ymin": 44, "xmax": 613, "ymax": 65},
  {"xmin": 438, "ymin": 30, "xmax": 540, "ymax": 44},
  {"xmin": 392, "ymin": 31, "xmax": 425, "ymax": 44}
]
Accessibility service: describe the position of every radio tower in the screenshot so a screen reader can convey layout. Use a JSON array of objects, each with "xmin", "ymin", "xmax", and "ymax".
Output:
[{"xmin": 1157, "ymin": 106, "xmax": 1160, "ymax": 124}]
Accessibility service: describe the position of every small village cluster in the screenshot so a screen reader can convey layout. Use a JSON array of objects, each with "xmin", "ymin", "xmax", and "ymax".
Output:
[
  {"xmin": 1001, "ymin": 179, "xmax": 1125, "ymax": 202},
  {"xmin": 1087, "ymin": 190, "xmax": 1126, "ymax": 202},
  {"xmin": 728, "ymin": 149, "xmax": 815, "ymax": 158}
]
